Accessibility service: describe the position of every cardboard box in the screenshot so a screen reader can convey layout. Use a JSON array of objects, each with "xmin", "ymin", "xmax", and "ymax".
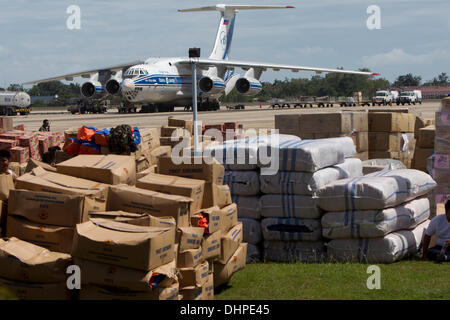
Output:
[
  {"xmin": 177, "ymin": 227, "xmax": 204, "ymax": 252},
  {"xmin": 202, "ymin": 272, "xmax": 214, "ymax": 300},
  {"xmin": 412, "ymin": 148, "xmax": 434, "ymax": 171},
  {"xmin": 147, "ymin": 146, "xmax": 171, "ymax": 166},
  {"xmin": 168, "ymin": 116, "xmax": 194, "ymax": 135},
  {"xmin": 191, "ymin": 206, "xmax": 228, "ymax": 234},
  {"xmin": 10, "ymin": 147, "xmax": 29, "ymax": 164},
  {"xmin": 220, "ymin": 203, "xmax": 238, "ymax": 231},
  {"xmin": 136, "ymin": 165, "xmax": 157, "ymax": 180},
  {"xmin": 178, "ymin": 260, "xmax": 209, "ymax": 288},
  {"xmin": 213, "ymin": 243, "xmax": 247, "ymax": 288},
  {"xmin": 177, "ymin": 247, "xmax": 203, "ymax": 268},
  {"xmin": 71, "ymin": 218, "xmax": 175, "ymax": 271},
  {"xmin": 0, "ymin": 277, "xmax": 70, "ymax": 300},
  {"xmin": 88, "ymin": 211, "xmax": 151, "ymax": 226},
  {"xmin": 368, "ymin": 132, "xmax": 415, "ymax": 151},
  {"xmin": 414, "ymin": 116, "xmax": 427, "ymax": 139},
  {"xmin": 0, "ymin": 173, "xmax": 14, "ymax": 201},
  {"xmin": 9, "ymin": 189, "xmax": 104, "ymax": 227},
  {"xmin": 201, "ymin": 230, "xmax": 221, "ymax": 260},
  {"xmin": 275, "ymin": 112, "xmax": 368, "ymax": 135},
  {"xmin": 0, "ymin": 237, "xmax": 71, "ymax": 283},
  {"xmin": 417, "ymin": 125, "xmax": 435, "ymax": 148},
  {"xmin": 75, "ymin": 258, "xmax": 177, "ymax": 292},
  {"xmin": 161, "ymin": 126, "xmax": 189, "ymax": 138},
  {"xmin": 56, "ymin": 155, "xmax": 136, "ymax": 185},
  {"xmin": 160, "ymin": 136, "xmax": 191, "ymax": 148},
  {"xmin": 368, "ymin": 112, "xmax": 415, "ymax": 132},
  {"xmin": 203, "ymin": 183, "xmax": 232, "ymax": 209},
  {"xmin": 6, "ymin": 215, "xmax": 74, "ymax": 254},
  {"xmin": 139, "ymin": 128, "xmax": 160, "ymax": 151},
  {"xmin": 158, "ymin": 156, "xmax": 224, "ymax": 184},
  {"xmin": 16, "ymin": 167, "xmax": 106, "ymax": 198},
  {"xmin": 180, "ymin": 286, "xmax": 203, "ymax": 300},
  {"xmin": 0, "ymin": 117, "xmax": 14, "ymax": 131},
  {"xmin": 79, "ymin": 282, "xmax": 179, "ymax": 300},
  {"xmin": 217, "ymin": 222, "xmax": 243, "ymax": 264},
  {"xmin": 106, "ymin": 185, "xmax": 191, "ymax": 227},
  {"xmin": 25, "ymin": 159, "xmax": 57, "ymax": 173},
  {"xmin": 135, "ymin": 156, "xmax": 150, "ymax": 173},
  {"xmin": 137, "ymin": 173, "xmax": 205, "ymax": 214}
]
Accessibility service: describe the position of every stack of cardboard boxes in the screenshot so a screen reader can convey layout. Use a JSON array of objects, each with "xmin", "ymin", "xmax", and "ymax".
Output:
[
  {"xmin": 412, "ymin": 125, "xmax": 435, "ymax": 172},
  {"xmin": 368, "ymin": 112, "xmax": 416, "ymax": 168},
  {"xmin": 160, "ymin": 116, "xmax": 193, "ymax": 148},
  {"xmin": 275, "ymin": 112, "xmax": 369, "ymax": 160}
]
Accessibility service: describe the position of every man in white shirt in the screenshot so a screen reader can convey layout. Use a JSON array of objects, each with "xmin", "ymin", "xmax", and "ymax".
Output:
[{"xmin": 422, "ymin": 200, "xmax": 450, "ymax": 262}]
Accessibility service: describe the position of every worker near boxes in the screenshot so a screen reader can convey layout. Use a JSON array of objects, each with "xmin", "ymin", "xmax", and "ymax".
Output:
[
  {"xmin": 0, "ymin": 149, "xmax": 18, "ymax": 182},
  {"xmin": 422, "ymin": 200, "xmax": 450, "ymax": 262},
  {"xmin": 39, "ymin": 119, "xmax": 50, "ymax": 132}
]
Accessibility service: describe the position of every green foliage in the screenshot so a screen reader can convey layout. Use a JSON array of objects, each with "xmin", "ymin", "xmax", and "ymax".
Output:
[
  {"xmin": 26, "ymin": 81, "xmax": 81, "ymax": 105},
  {"xmin": 424, "ymin": 72, "xmax": 449, "ymax": 86},
  {"xmin": 7, "ymin": 84, "xmax": 23, "ymax": 92},
  {"xmin": 393, "ymin": 73, "xmax": 422, "ymax": 87}
]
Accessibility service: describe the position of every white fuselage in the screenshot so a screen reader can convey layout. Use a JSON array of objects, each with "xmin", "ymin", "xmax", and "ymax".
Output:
[{"xmin": 121, "ymin": 58, "xmax": 219, "ymax": 105}]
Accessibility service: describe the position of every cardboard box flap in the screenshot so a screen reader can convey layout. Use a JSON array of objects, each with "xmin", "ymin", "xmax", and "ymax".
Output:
[
  {"xmin": 89, "ymin": 218, "xmax": 172, "ymax": 234},
  {"xmin": 109, "ymin": 184, "xmax": 193, "ymax": 204},
  {"xmin": 138, "ymin": 173, "xmax": 204, "ymax": 188},
  {"xmin": 89, "ymin": 211, "xmax": 147, "ymax": 220},
  {"xmin": 177, "ymin": 227, "xmax": 204, "ymax": 252}
]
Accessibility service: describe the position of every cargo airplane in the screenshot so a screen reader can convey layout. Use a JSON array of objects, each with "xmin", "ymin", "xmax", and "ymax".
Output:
[{"xmin": 23, "ymin": 4, "xmax": 379, "ymax": 113}]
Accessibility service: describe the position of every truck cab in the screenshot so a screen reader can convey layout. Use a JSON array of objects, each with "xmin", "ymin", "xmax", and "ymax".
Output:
[
  {"xmin": 372, "ymin": 90, "xmax": 393, "ymax": 106},
  {"xmin": 399, "ymin": 91, "xmax": 422, "ymax": 105}
]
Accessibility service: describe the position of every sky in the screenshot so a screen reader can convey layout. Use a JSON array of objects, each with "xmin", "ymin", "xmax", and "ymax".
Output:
[{"xmin": 0, "ymin": 0, "xmax": 449, "ymax": 88}]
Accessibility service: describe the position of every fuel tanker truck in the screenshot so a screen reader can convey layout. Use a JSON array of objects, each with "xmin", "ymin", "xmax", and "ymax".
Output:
[{"xmin": 0, "ymin": 91, "xmax": 31, "ymax": 115}]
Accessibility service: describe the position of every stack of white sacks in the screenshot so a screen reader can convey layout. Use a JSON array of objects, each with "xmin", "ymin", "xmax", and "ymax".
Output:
[
  {"xmin": 212, "ymin": 134, "xmax": 364, "ymax": 262},
  {"xmin": 316, "ymin": 169, "xmax": 436, "ymax": 263}
]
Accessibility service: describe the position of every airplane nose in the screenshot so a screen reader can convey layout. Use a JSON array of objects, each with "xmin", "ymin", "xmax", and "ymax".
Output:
[{"xmin": 121, "ymin": 78, "xmax": 135, "ymax": 92}]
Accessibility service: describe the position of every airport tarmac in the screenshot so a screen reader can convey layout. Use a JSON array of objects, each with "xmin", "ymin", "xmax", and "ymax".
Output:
[{"xmin": 13, "ymin": 101, "xmax": 441, "ymax": 132}]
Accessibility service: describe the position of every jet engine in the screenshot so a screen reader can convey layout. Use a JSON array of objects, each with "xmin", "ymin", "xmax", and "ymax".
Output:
[
  {"xmin": 198, "ymin": 76, "xmax": 225, "ymax": 94},
  {"xmin": 235, "ymin": 77, "xmax": 262, "ymax": 96},
  {"xmin": 105, "ymin": 78, "xmax": 121, "ymax": 95},
  {"xmin": 81, "ymin": 80, "xmax": 103, "ymax": 98}
]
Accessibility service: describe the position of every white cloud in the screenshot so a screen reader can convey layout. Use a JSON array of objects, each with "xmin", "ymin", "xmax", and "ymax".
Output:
[{"xmin": 361, "ymin": 48, "xmax": 450, "ymax": 67}]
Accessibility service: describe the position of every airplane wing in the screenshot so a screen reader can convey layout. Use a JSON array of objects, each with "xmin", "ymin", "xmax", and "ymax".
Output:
[
  {"xmin": 22, "ymin": 60, "xmax": 144, "ymax": 85},
  {"xmin": 177, "ymin": 58, "xmax": 379, "ymax": 76}
]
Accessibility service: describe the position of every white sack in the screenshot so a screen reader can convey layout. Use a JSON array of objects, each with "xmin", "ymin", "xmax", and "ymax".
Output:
[
  {"xmin": 315, "ymin": 169, "xmax": 437, "ymax": 211},
  {"xmin": 260, "ymin": 194, "xmax": 322, "ymax": 219},
  {"xmin": 321, "ymin": 197, "xmax": 430, "ymax": 239},
  {"xmin": 224, "ymin": 170, "xmax": 260, "ymax": 196},
  {"xmin": 327, "ymin": 220, "xmax": 430, "ymax": 263},
  {"xmin": 261, "ymin": 218, "xmax": 322, "ymax": 241},
  {"xmin": 260, "ymin": 158, "xmax": 363, "ymax": 195},
  {"xmin": 263, "ymin": 241, "xmax": 326, "ymax": 263},
  {"xmin": 238, "ymin": 218, "xmax": 262, "ymax": 245}
]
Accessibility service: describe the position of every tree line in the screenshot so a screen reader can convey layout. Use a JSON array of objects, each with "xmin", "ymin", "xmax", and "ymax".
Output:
[{"xmin": 1, "ymin": 72, "xmax": 448, "ymax": 105}]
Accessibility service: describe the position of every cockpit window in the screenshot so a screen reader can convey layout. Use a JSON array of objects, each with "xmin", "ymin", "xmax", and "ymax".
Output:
[{"xmin": 125, "ymin": 68, "xmax": 148, "ymax": 78}]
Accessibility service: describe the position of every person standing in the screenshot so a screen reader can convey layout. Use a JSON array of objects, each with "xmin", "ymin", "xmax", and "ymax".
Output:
[{"xmin": 39, "ymin": 119, "xmax": 50, "ymax": 132}]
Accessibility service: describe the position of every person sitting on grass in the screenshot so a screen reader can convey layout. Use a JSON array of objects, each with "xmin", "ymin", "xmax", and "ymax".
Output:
[
  {"xmin": 422, "ymin": 199, "xmax": 450, "ymax": 262},
  {"xmin": 0, "ymin": 149, "xmax": 18, "ymax": 182}
]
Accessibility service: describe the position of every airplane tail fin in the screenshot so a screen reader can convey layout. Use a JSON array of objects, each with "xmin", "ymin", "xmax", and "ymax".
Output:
[{"xmin": 178, "ymin": 4, "xmax": 294, "ymax": 61}]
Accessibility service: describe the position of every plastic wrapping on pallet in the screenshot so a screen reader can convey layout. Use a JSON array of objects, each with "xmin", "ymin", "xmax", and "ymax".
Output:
[
  {"xmin": 223, "ymin": 170, "xmax": 260, "ymax": 196},
  {"xmin": 260, "ymin": 158, "xmax": 362, "ymax": 195},
  {"xmin": 238, "ymin": 218, "xmax": 261, "ymax": 245},
  {"xmin": 231, "ymin": 195, "xmax": 261, "ymax": 219},
  {"xmin": 321, "ymin": 197, "xmax": 430, "ymax": 239},
  {"xmin": 261, "ymin": 218, "xmax": 322, "ymax": 241},
  {"xmin": 327, "ymin": 220, "xmax": 430, "ymax": 263},
  {"xmin": 259, "ymin": 137, "xmax": 354, "ymax": 173},
  {"xmin": 260, "ymin": 194, "xmax": 322, "ymax": 219},
  {"xmin": 315, "ymin": 169, "xmax": 437, "ymax": 211},
  {"xmin": 263, "ymin": 241, "xmax": 326, "ymax": 263}
]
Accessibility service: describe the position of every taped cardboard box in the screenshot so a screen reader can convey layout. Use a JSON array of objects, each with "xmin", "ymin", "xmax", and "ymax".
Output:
[
  {"xmin": 71, "ymin": 218, "xmax": 175, "ymax": 271},
  {"xmin": 177, "ymin": 227, "xmax": 204, "ymax": 251},
  {"xmin": 56, "ymin": 154, "xmax": 136, "ymax": 185},
  {"xmin": 217, "ymin": 222, "xmax": 243, "ymax": 264},
  {"xmin": 191, "ymin": 206, "xmax": 228, "ymax": 234},
  {"xmin": 368, "ymin": 132, "xmax": 415, "ymax": 151},
  {"xmin": 178, "ymin": 260, "xmax": 209, "ymax": 288},
  {"xmin": 161, "ymin": 126, "xmax": 189, "ymax": 138},
  {"xmin": 177, "ymin": 246, "xmax": 203, "ymax": 268},
  {"xmin": 203, "ymin": 183, "xmax": 232, "ymax": 209},
  {"xmin": 79, "ymin": 282, "xmax": 179, "ymax": 300},
  {"xmin": 6, "ymin": 215, "xmax": 74, "ymax": 253},
  {"xmin": 0, "ymin": 173, "xmax": 14, "ymax": 201},
  {"xmin": 139, "ymin": 127, "xmax": 160, "ymax": 151},
  {"xmin": 16, "ymin": 167, "xmax": 106, "ymax": 198},
  {"xmin": 75, "ymin": 258, "xmax": 177, "ymax": 292},
  {"xmin": 168, "ymin": 116, "xmax": 194, "ymax": 135},
  {"xmin": 158, "ymin": 156, "xmax": 225, "ymax": 184},
  {"xmin": 213, "ymin": 243, "xmax": 247, "ymax": 288},
  {"xmin": 137, "ymin": 173, "xmax": 205, "ymax": 214},
  {"xmin": 412, "ymin": 148, "xmax": 434, "ymax": 171},
  {"xmin": 0, "ymin": 237, "xmax": 71, "ymax": 283},
  {"xmin": 8, "ymin": 189, "xmax": 104, "ymax": 227},
  {"xmin": 202, "ymin": 230, "xmax": 221, "ymax": 260},
  {"xmin": 25, "ymin": 159, "xmax": 57, "ymax": 173},
  {"xmin": 0, "ymin": 277, "xmax": 70, "ymax": 300},
  {"xmin": 136, "ymin": 165, "xmax": 157, "ymax": 180},
  {"xmin": 368, "ymin": 112, "xmax": 415, "ymax": 132},
  {"xmin": 220, "ymin": 203, "xmax": 238, "ymax": 231},
  {"xmin": 147, "ymin": 146, "xmax": 171, "ymax": 165},
  {"xmin": 106, "ymin": 185, "xmax": 191, "ymax": 227},
  {"xmin": 417, "ymin": 125, "xmax": 435, "ymax": 148}
]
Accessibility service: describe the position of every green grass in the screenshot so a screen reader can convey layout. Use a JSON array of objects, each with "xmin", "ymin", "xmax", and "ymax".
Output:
[{"xmin": 215, "ymin": 260, "xmax": 450, "ymax": 300}]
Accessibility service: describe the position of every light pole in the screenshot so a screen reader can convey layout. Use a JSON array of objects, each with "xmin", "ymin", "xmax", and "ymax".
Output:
[{"xmin": 189, "ymin": 48, "xmax": 201, "ymax": 156}]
